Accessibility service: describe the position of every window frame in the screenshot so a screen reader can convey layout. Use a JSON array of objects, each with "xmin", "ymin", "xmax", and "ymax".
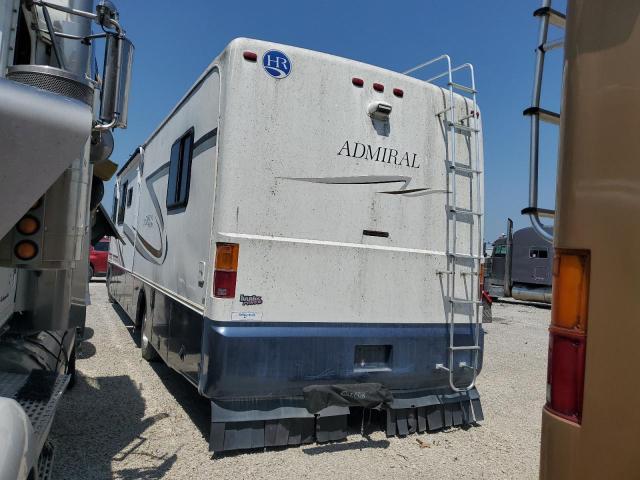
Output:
[
  {"xmin": 126, "ymin": 187, "xmax": 133, "ymax": 207},
  {"xmin": 166, "ymin": 127, "xmax": 195, "ymax": 211}
]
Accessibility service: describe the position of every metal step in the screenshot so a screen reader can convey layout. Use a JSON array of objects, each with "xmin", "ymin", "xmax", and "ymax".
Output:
[
  {"xmin": 448, "ymin": 121, "xmax": 479, "ymax": 133},
  {"xmin": 0, "ymin": 371, "xmax": 69, "ymax": 456},
  {"xmin": 540, "ymin": 38, "xmax": 564, "ymax": 52},
  {"xmin": 449, "ymin": 207, "xmax": 482, "ymax": 216},
  {"xmin": 448, "ymin": 253, "xmax": 482, "ymax": 260},
  {"xmin": 522, "ymin": 206, "xmax": 555, "ymax": 218},
  {"xmin": 523, "ymin": 106, "xmax": 561, "ymax": 125},
  {"xmin": 449, "ymin": 298, "xmax": 482, "ymax": 305},
  {"xmin": 448, "ymin": 82, "xmax": 476, "ymax": 94},
  {"xmin": 533, "ymin": 6, "xmax": 566, "ymax": 29},
  {"xmin": 447, "ymin": 162, "xmax": 481, "ymax": 175},
  {"xmin": 450, "ymin": 345, "xmax": 482, "ymax": 351}
]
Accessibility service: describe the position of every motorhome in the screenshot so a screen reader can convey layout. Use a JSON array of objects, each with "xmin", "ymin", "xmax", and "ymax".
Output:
[{"xmin": 108, "ymin": 38, "xmax": 485, "ymax": 452}]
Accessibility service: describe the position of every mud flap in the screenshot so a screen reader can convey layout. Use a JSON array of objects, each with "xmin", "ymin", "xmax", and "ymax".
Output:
[
  {"xmin": 385, "ymin": 388, "xmax": 483, "ymax": 437},
  {"xmin": 209, "ymin": 402, "xmax": 348, "ymax": 453}
]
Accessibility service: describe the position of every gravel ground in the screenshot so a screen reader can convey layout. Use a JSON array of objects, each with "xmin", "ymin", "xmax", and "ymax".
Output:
[{"xmin": 50, "ymin": 283, "xmax": 550, "ymax": 479}]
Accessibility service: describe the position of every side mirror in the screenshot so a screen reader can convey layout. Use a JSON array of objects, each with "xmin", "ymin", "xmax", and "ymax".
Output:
[{"xmin": 99, "ymin": 34, "xmax": 134, "ymax": 129}]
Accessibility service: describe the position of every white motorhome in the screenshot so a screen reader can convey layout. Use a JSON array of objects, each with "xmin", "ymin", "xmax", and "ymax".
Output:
[{"xmin": 109, "ymin": 38, "xmax": 485, "ymax": 452}]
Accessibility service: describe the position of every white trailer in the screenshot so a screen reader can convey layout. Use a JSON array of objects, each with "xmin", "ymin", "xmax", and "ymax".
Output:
[{"xmin": 109, "ymin": 38, "xmax": 485, "ymax": 452}]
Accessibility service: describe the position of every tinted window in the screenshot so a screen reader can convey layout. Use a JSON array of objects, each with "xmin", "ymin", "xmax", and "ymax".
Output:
[
  {"xmin": 117, "ymin": 180, "xmax": 128, "ymax": 225},
  {"xmin": 127, "ymin": 187, "xmax": 133, "ymax": 207},
  {"xmin": 166, "ymin": 128, "xmax": 194, "ymax": 210},
  {"xmin": 493, "ymin": 245, "xmax": 507, "ymax": 256},
  {"xmin": 530, "ymin": 248, "xmax": 548, "ymax": 259},
  {"xmin": 94, "ymin": 241, "xmax": 109, "ymax": 252}
]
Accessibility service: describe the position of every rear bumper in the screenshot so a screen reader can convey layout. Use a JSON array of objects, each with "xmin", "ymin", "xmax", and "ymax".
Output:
[{"xmin": 199, "ymin": 319, "xmax": 483, "ymax": 400}]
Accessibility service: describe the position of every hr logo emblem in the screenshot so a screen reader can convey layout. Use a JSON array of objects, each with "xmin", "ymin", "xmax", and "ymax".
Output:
[{"xmin": 263, "ymin": 50, "xmax": 292, "ymax": 79}]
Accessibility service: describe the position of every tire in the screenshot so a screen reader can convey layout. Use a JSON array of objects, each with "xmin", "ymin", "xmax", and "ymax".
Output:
[
  {"xmin": 482, "ymin": 297, "xmax": 493, "ymax": 323},
  {"xmin": 140, "ymin": 309, "xmax": 160, "ymax": 362},
  {"xmin": 88, "ymin": 264, "xmax": 95, "ymax": 281},
  {"xmin": 106, "ymin": 267, "xmax": 115, "ymax": 303},
  {"xmin": 66, "ymin": 347, "xmax": 77, "ymax": 390}
]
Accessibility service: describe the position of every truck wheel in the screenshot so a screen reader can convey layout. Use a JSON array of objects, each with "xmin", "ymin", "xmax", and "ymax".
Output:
[
  {"xmin": 66, "ymin": 347, "xmax": 77, "ymax": 390},
  {"xmin": 106, "ymin": 267, "xmax": 115, "ymax": 303},
  {"xmin": 141, "ymin": 311, "xmax": 160, "ymax": 362},
  {"xmin": 482, "ymin": 297, "xmax": 493, "ymax": 323}
]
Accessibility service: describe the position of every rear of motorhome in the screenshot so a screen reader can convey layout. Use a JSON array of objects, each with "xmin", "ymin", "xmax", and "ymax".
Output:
[{"xmin": 108, "ymin": 38, "xmax": 485, "ymax": 451}]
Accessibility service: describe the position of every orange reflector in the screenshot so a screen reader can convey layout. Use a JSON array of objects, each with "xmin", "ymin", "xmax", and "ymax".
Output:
[
  {"xmin": 16, "ymin": 215, "xmax": 40, "ymax": 235},
  {"xmin": 551, "ymin": 250, "xmax": 590, "ymax": 332},
  {"xmin": 14, "ymin": 240, "xmax": 38, "ymax": 260},
  {"xmin": 215, "ymin": 243, "xmax": 239, "ymax": 271}
]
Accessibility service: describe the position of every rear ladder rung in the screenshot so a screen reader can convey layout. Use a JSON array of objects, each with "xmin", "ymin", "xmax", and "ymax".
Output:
[
  {"xmin": 450, "ymin": 207, "xmax": 482, "ymax": 216},
  {"xmin": 448, "ymin": 82, "xmax": 476, "ymax": 94},
  {"xmin": 448, "ymin": 121, "xmax": 479, "ymax": 133},
  {"xmin": 523, "ymin": 106, "xmax": 561, "ymax": 125},
  {"xmin": 448, "ymin": 253, "xmax": 482, "ymax": 260},
  {"xmin": 449, "ymin": 298, "xmax": 482, "ymax": 305},
  {"xmin": 450, "ymin": 345, "xmax": 482, "ymax": 351},
  {"xmin": 534, "ymin": 6, "xmax": 566, "ymax": 29},
  {"xmin": 447, "ymin": 162, "xmax": 481, "ymax": 175}
]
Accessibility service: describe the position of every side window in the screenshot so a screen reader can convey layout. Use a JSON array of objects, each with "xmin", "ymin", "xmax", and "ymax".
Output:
[
  {"xmin": 117, "ymin": 180, "xmax": 128, "ymax": 225},
  {"xmin": 529, "ymin": 247, "xmax": 548, "ymax": 259},
  {"xmin": 127, "ymin": 187, "xmax": 133, "ymax": 207},
  {"xmin": 111, "ymin": 185, "xmax": 118, "ymax": 223},
  {"xmin": 166, "ymin": 128, "xmax": 195, "ymax": 211}
]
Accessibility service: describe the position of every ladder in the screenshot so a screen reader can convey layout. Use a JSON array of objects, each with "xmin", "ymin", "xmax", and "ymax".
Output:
[
  {"xmin": 404, "ymin": 56, "xmax": 483, "ymax": 395},
  {"xmin": 522, "ymin": 0, "xmax": 566, "ymax": 242}
]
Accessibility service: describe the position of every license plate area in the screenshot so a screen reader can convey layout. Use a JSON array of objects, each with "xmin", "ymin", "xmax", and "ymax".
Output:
[{"xmin": 354, "ymin": 345, "xmax": 392, "ymax": 372}]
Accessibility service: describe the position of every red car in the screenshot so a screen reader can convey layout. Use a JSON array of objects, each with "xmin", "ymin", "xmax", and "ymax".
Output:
[{"xmin": 89, "ymin": 237, "xmax": 110, "ymax": 278}]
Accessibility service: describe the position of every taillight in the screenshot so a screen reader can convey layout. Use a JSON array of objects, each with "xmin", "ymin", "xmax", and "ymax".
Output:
[
  {"xmin": 545, "ymin": 250, "xmax": 590, "ymax": 424},
  {"xmin": 213, "ymin": 243, "xmax": 239, "ymax": 298}
]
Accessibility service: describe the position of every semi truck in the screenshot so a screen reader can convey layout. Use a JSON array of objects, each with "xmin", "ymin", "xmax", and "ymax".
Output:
[
  {"xmin": 0, "ymin": 1, "xmax": 132, "ymax": 477},
  {"xmin": 108, "ymin": 38, "xmax": 486, "ymax": 452}
]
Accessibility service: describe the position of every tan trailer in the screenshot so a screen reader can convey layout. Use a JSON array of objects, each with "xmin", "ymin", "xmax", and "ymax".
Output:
[{"xmin": 525, "ymin": 1, "xmax": 640, "ymax": 478}]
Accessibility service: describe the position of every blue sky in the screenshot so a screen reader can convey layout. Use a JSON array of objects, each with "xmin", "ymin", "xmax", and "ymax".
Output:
[{"xmin": 104, "ymin": 0, "xmax": 565, "ymax": 243}]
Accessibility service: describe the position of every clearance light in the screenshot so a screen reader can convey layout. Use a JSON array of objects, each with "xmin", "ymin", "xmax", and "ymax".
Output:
[
  {"xmin": 545, "ymin": 249, "xmax": 590, "ymax": 424},
  {"xmin": 213, "ymin": 243, "xmax": 239, "ymax": 298},
  {"xmin": 352, "ymin": 77, "xmax": 364, "ymax": 87},
  {"xmin": 14, "ymin": 240, "xmax": 38, "ymax": 261},
  {"xmin": 373, "ymin": 82, "xmax": 384, "ymax": 92},
  {"xmin": 16, "ymin": 215, "xmax": 40, "ymax": 235},
  {"xmin": 393, "ymin": 88, "xmax": 404, "ymax": 98},
  {"xmin": 243, "ymin": 51, "xmax": 258, "ymax": 62}
]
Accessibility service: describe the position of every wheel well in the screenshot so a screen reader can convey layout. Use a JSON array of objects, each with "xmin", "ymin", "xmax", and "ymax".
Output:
[{"xmin": 135, "ymin": 289, "xmax": 146, "ymax": 327}]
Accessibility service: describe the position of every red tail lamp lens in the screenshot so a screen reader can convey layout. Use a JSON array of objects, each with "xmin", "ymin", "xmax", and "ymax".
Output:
[
  {"xmin": 393, "ymin": 88, "xmax": 404, "ymax": 97},
  {"xmin": 352, "ymin": 77, "xmax": 364, "ymax": 87},
  {"xmin": 243, "ymin": 51, "xmax": 258, "ymax": 62},
  {"xmin": 373, "ymin": 82, "xmax": 384, "ymax": 92},
  {"xmin": 546, "ymin": 329, "xmax": 586, "ymax": 422},
  {"xmin": 213, "ymin": 270, "xmax": 237, "ymax": 298}
]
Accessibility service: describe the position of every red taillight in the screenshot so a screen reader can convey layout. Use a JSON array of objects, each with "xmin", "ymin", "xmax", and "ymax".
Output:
[
  {"xmin": 373, "ymin": 82, "xmax": 384, "ymax": 92},
  {"xmin": 352, "ymin": 77, "xmax": 364, "ymax": 87},
  {"xmin": 213, "ymin": 243, "xmax": 239, "ymax": 299},
  {"xmin": 545, "ymin": 250, "xmax": 590, "ymax": 424},
  {"xmin": 393, "ymin": 88, "xmax": 404, "ymax": 97},
  {"xmin": 243, "ymin": 51, "xmax": 257, "ymax": 62},
  {"xmin": 213, "ymin": 270, "xmax": 237, "ymax": 298}
]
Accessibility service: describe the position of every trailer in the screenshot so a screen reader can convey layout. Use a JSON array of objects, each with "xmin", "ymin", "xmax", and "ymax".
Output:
[
  {"xmin": 108, "ymin": 38, "xmax": 485, "ymax": 452},
  {"xmin": 485, "ymin": 220, "xmax": 553, "ymax": 303},
  {"xmin": 0, "ymin": 1, "xmax": 132, "ymax": 477}
]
